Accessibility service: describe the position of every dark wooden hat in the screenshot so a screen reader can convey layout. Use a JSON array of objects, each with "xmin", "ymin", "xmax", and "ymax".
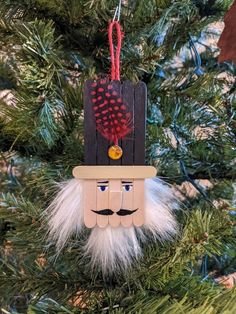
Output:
[{"xmin": 83, "ymin": 79, "xmax": 147, "ymax": 166}]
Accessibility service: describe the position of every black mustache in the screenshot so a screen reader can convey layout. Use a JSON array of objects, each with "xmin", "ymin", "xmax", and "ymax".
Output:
[{"xmin": 92, "ymin": 208, "xmax": 138, "ymax": 216}]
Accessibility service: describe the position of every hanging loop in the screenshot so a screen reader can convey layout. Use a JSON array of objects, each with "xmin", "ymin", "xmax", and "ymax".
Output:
[{"xmin": 108, "ymin": 20, "xmax": 123, "ymax": 81}]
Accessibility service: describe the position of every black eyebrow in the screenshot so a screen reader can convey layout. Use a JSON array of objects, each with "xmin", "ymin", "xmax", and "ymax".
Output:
[
  {"xmin": 121, "ymin": 181, "xmax": 133, "ymax": 184},
  {"xmin": 97, "ymin": 181, "xmax": 109, "ymax": 184}
]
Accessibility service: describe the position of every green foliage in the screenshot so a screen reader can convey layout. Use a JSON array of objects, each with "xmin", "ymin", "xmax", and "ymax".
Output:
[
  {"xmin": 0, "ymin": 0, "xmax": 236, "ymax": 312},
  {"xmin": 1, "ymin": 19, "xmax": 84, "ymax": 153}
]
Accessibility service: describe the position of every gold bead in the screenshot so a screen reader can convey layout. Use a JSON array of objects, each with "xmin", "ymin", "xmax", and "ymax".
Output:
[{"xmin": 108, "ymin": 145, "xmax": 123, "ymax": 160}]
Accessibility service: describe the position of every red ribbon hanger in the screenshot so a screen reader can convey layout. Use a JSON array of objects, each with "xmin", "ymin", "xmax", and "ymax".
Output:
[{"xmin": 108, "ymin": 20, "xmax": 123, "ymax": 81}]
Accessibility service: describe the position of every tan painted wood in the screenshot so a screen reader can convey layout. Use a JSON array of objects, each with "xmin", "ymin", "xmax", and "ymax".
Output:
[
  {"xmin": 83, "ymin": 180, "xmax": 97, "ymax": 228},
  {"xmin": 108, "ymin": 180, "xmax": 121, "ymax": 227},
  {"xmin": 73, "ymin": 166, "xmax": 156, "ymax": 179},
  {"xmin": 96, "ymin": 179, "xmax": 109, "ymax": 228},
  {"xmin": 120, "ymin": 179, "xmax": 134, "ymax": 227},
  {"xmin": 132, "ymin": 180, "xmax": 145, "ymax": 227}
]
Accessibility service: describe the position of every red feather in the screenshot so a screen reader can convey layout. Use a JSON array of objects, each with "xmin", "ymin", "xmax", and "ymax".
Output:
[{"xmin": 89, "ymin": 79, "xmax": 132, "ymax": 145}]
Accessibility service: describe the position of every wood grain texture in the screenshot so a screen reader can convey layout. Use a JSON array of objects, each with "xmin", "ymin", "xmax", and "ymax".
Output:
[
  {"xmin": 120, "ymin": 179, "xmax": 134, "ymax": 227},
  {"xmin": 121, "ymin": 81, "xmax": 134, "ymax": 165},
  {"xmin": 84, "ymin": 80, "xmax": 97, "ymax": 165},
  {"xmin": 96, "ymin": 132, "xmax": 109, "ymax": 165},
  {"xmin": 73, "ymin": 165, "xmax": 157, "ymax": 179},
  {"xmin": 132, "ymin": 180, "xmax": 145, "ymax": 227},
  {"xmin": 134, "ymin": 82, "xmax": 147, "ymax": 165},
  {"xmin": 96, "ymin": 180, "xmax": 109, "ymax": 228},
  {"xmin": 109, "ymin": 80, "xmax": 122, "ymax": 165},
  {"xmin": 108, "ymin": 180, "xmax": 121, "ymax": 227},
  {"xmin": 83, "ymin": 180, "xmax": 97, "ymax": 228}
]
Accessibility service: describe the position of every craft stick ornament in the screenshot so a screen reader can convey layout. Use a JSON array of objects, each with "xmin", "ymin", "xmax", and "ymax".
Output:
[{"xmin": 46, "ymin": 6, "xmax": 178, "ymax": 274}]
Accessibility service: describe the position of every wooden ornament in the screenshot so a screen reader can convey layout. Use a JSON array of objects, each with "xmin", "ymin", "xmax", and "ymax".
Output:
[
  {"xmin": 81, "ymin": 24, "xmax": 153, "ymax": 229},
  {"xmin": 46, "ymin": 18, "xmax": 178, "ymax": 274}
]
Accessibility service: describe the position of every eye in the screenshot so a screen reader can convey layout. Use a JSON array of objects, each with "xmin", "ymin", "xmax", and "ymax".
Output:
[
  {"xmin": 98, "ymin": 185, "xmax": 108, "ymax": 192},
  {"xmin": 123, "ymin": 184, "xmax": 133, "ymax": 192}
]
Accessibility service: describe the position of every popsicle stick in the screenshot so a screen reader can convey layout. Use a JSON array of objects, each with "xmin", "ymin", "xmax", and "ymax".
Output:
[
  {"xmin": 132, "ymin": 179, "xmax": 145, "ymax": 227},
  {"xmin": 121, "ymin": 81, "xmax": 134, "ymax": 165},
  {"xmin": 134, "ymin": 82, "xmax": 147, "ymax": 165},
  {"xmin": 109, "ymin": 80, "xmax": 122, "ymax": 165},
  {"xmin": 73, "ymin": 165, "xmax": 156, "ymax": 179},
  {"xmin": 96, "ymin": 179, "xmax": 109, "ymax": 228},
  {"xmin": 108, "ymin": 180, "xmax": 121, "ymax": 227},
  {"xmin": 120, "ymin": 179, "xmax": 133, "ymax": 227},
  {"xmin": 97, "ymin": 133, "xmax": 110, "ymax": 165},
  {"xmin": 84, "ymin": 80, "xmax": 97, "ymax": 165},
  {"xmin": 83, "ymin": 180, "xmax": 97, "ymax": 228}
]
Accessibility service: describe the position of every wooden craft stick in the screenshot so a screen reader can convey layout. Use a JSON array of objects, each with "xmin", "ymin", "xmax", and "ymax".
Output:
[
  {"xmin": 96, "ymin": 179, "xmax": 109, "ymax": 228},
  {"xmin": 83, "ymin": 180, "xmax": 97, "ymax": 228},
  {"xmin": 73, "ymin": 166, "xmax": 157, "ymax": 179},
  {"xmin": 132, "ymin": 179, "xmax": 145, "ymax": 227},
  {"xmin": 108, "ymin": 180, "xmax": 121, "ymax": 227},
  {"xmin": 120, "ymin": 179, "xmax": 133, "ymax": 227}
]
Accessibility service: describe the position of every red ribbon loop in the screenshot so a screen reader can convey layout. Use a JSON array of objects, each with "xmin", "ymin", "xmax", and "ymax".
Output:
[{"xmin": 108, "ymin": 21, "xmax": 123, "ymax": 81}]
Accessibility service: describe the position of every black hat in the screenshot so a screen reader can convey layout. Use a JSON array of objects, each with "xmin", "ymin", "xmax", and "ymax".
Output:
[{"xmin": 83, "ymin": 79, "xmax": 147, "ymax": 166}]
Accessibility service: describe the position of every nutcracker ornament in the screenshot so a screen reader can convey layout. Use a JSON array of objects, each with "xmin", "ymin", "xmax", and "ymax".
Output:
[{"xmin": 46, "ymin": 8, "xmax": 177, "ymax": 274}]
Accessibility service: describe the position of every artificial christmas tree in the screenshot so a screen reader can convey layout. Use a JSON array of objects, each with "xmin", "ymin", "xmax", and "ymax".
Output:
[{"xmin": 0, "ymin": 0, "xmax": 236, "ymax": 313}]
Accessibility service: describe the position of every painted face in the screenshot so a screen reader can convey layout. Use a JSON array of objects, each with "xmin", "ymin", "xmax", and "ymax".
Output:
[{"xmin": 83, "ymin": 179, "xmax": 145, "ymax": 228}]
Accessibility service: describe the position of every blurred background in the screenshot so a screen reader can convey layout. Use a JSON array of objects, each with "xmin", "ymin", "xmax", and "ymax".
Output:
[{"xmin": 0, "ymin": 0, "xmax": 236, "ymax": 313}]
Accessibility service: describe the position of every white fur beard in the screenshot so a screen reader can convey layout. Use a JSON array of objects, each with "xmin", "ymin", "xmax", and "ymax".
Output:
[{"xmin": 45, "ymin": 178, "xmax": 178, "ymax": 274}]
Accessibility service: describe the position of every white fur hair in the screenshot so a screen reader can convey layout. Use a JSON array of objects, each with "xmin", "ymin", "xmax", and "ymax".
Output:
[
  {"xmin": 46, "ymin": 178, "xmax": 178, "ymax": 273},
  {"xmin": 46, "ymin": 179, "xmax": 84, "ymax": 251}
]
